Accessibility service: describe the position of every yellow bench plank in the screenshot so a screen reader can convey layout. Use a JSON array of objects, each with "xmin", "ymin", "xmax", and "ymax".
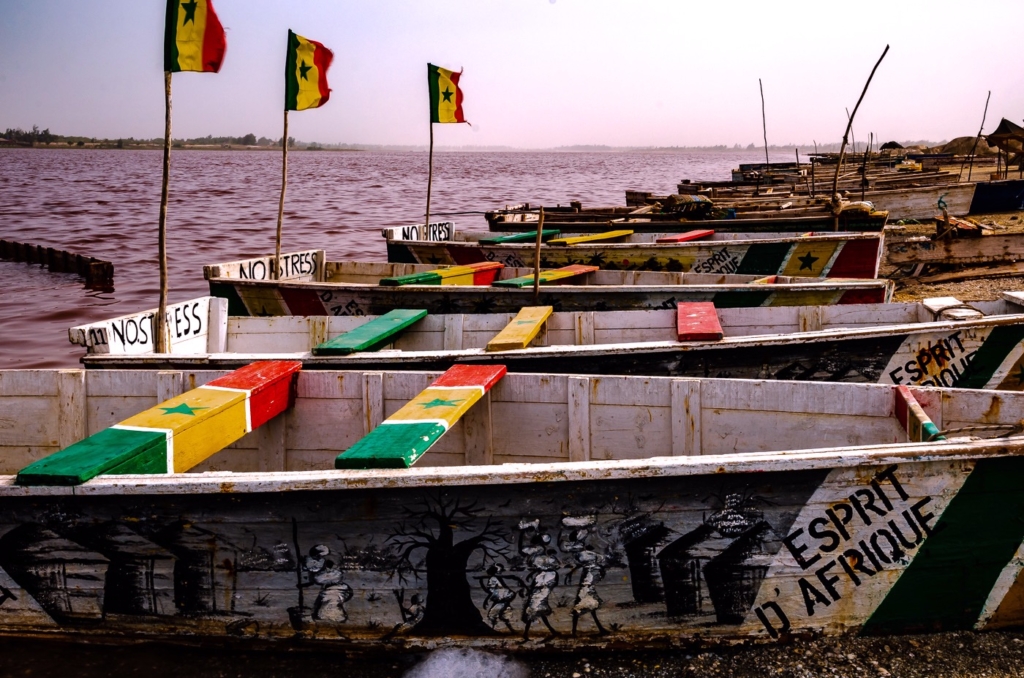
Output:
[
  {"xmin": 546, "ymin": 229, "xmax": 634, "ymax": 246},
  {"xmin": 486, "ymin": 306, "xmax": 554, "ymax": 352}
]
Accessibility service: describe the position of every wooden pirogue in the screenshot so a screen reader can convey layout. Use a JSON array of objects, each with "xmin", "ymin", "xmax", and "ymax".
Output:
[
  {"xmin": 4, "ymin": 366, "xmax": 1024, "ymax": 648},
  {"xmin": 204, "ymin": 253, "xmax": 892, "ymax": 317},
  {"xmin": 383, "ymin": 229, "xmax": 884, "ymax": 279},
  {"xmin": 482, "ymin": 200, "xmax": 890, "ymax": 232},
  {"xmin": 71, "ymin": 293, "xmax": 1024, "ymax": 392}
]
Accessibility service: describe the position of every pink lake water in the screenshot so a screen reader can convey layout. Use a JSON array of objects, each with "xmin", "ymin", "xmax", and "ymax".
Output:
[{"xmin": 0, "ymin": 148, "xmax": 790, "ymax": 368}]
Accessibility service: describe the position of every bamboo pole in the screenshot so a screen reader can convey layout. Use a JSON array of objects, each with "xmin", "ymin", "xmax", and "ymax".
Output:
[
  {"xmin": 425, "ymin": 122, "xmax": 434, "ymax": 228},
  {"xmin": 831, "ymin": 45, "xmax": 890, "ymax": 231},
  {"xmin": 964, "ymin": 90, "xmax": 990, "ymax": 182},
  {"xmin": 532, "ymin": 207, "xmax": 545, "ymax": 305},
  {"xmin": 759, "ymin": 78, "xmax": 770, "ymax": 170},
  {"xmin": 861, "ymin": 132, "xmax": 872, "ymax": 202},
  {"xmin": 274, "ymin": 110, "xmax": 289, "ymax": 281},
  {"xmin": 155, "ymin": 71, "xmax": 172, "ymax": 353}
]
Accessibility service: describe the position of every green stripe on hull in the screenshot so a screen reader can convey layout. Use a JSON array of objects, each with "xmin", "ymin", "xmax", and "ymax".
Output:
[
  {"xmin": 335, "ymin": 421, "xmax": 446, "ymax": 469},
  {"xmin": 863, "ymin": 456, "xmax": 1024, "ymax": 634},
  {"xmin": 957, "ymin": 324, "xmax": 1024, "ymax": 388},
  {"xmin": 17, "ymin": 428, "xmax": 167, "ymax": 486},
  {"xmin": 712, "ymin": 291, "xmax": 772, "ymax": 308},
  {"xmin": 209, "ymin": 282, "xmax": 250, "ymax": 317},
  {"xmin": 736, "ymin": 242, "xmax": 792, "ymax": 275}
]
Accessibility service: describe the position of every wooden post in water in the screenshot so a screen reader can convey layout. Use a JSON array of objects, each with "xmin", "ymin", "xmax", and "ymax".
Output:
[
  {"xmin": 532, "ymin": 207, "xmax": 545, "ymax": 305},
  {"xmin": 425, "ymin": 122, "xmax": 434, "ymax": 230},
  {"xmin": 155, "ymin": 71, "xmax": 172, "ymax": 353},
  {"xmin": 963, "ymin": 91, "xmax": 990, "ymax": 182},
  {"xmin": 831, "ymin": 45, "xmax": 890, "ymax": 231},
  {"xmin": 759, "ymin": 79, "xmax": 770, "ymax": 170},
  {"xmin": 274, "ymin": 111, "xmax": 289, "ymax": 281}
]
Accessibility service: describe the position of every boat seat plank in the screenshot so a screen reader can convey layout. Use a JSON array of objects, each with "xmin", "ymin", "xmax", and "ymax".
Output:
[
  {"xmin": 16, "ymin": 361, "xmax": 302, "ymax": 485},
  {"xmin": 313, "ymin": 309, "xmax": 428, "ymax": 356},
  {"xmin": 379, "ymin": 262, "xmax": 503, "ymax": 286},
  {"xmin": 492, "ymin": 264, "xmax": 599, "ymax": 288},
  {"xmin": 894, "ymin": 385, "xmax": 945, "ymax": 443},
  {"xmin": 336, "ymin": 364, "xmax": 506, "ymax": 469},
  {"xmin": 676, "ymin": 302, "xmax": 724, "ymax": 341},
  {"xmin": 922, "ymin": 296, "xmax": 983, "ymax": 321},
  {"xmin": 655, "ymin": 229, "xmax": 715, "ymax": 244},
  {"xmin": 749, "ymin": 275, "xmax": 778, "ymax": 284},
  {"xmin": 547, "ymin": 229, "xmax": 634, "ymax": 245},
  {"xmin": 479, "ymin": 230, "xmax": 561, "ymax": 245},
  {"xmin": 486, "ymin": 306, "xmax": 554, "ymax": 352}
]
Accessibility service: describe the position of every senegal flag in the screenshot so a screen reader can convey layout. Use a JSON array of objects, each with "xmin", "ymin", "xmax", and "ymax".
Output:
[
  {"xmin": 285, "ymin": 31, "xmax": 334, "ymax": 111},
  {"xmin": 428, "ymin": 64, "xmax": 466, "ymax": 124},
  {"xmin": 164, "ymin": 0, "xmax": 227, "ymax": 73}
]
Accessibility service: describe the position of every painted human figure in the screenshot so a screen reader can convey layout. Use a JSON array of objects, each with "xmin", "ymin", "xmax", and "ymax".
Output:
[
  {"xmin": 303, "ymin": 544, "xmax": 353, "ymax": 623},
  {"xmin": 560, "ymin": 517, "xmax": 608, "ymax": 636},
  {"xmin": 517, "ymin": 519, "xmax": 561, "ymax": 640},
  {"xmin": 478, "ymin": 563, "xmax": 524, "ymax": 633},
  {"xmin": 383, "ymin": 588, "xmax": 425, "ymax": 638}
]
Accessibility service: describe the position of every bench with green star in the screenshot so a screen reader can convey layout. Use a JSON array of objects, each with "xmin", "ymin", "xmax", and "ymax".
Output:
[
  {"xmin": 486, "ymin": 306, "xmax": 554, "ymax": 352},
  {"xmin": 17, "ymin": 361, "xmax": 302, "ymax": 485},
  {"xmin": 336, "ymin": 364, "xmax": 507, "ymax": 469},
  {"xmin": 313, "ymin": 309, "xmax": 428, "ymax": 355}
]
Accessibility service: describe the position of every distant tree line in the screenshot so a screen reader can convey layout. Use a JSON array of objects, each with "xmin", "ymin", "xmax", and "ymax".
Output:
[{"xmin": 3, "ymin": 125, "xmax": 57, "ymax": 144}]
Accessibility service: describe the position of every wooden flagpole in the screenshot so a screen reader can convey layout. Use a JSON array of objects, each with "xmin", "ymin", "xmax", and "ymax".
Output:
[
  {"xmin": 532, "ymin": 207, "xmax": 545, "ymax": 304},
  {"xmin": 274, "ymin": 110, "xmax": 289, "ymax": 280},
  {"xmin": 831, "ymin": 45, "xmax": 889, "ymax": 231},
  {"xmin": 759, "ymin": 79, "xmax": 769, "ymax": 170},
  {"xmin": 155, "ymin": 71, "xmax": 172, "ymax": 353},
  {"xmin": 425, "ymin": 122, "xmax": 434, "ymax": 228}
]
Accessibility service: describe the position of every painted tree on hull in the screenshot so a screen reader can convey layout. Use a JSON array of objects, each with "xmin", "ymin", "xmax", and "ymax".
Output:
[{"xmin": 388, "ymin": 493, "xmax": 508, "ymax": 635}]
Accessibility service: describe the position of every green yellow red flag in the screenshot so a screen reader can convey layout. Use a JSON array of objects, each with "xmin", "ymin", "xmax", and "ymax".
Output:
[
  {"xmin": 285, "ymin": 30, "xmax": 334, "ymax": 111},
  {"xmin": 163, "ymin": 0, "xmax": 227, "ymax": 73},
  {"xmin": 428, "ymin": 64, "xmax": 466, "ymax": 124}
]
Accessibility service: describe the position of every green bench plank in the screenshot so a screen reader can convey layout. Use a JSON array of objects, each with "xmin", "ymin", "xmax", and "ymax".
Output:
[
  {"xmin": 17, "ymin": 427, "xmax": 168, "ymax": 486},
  {"xmin": 479, "ymin": 229, "xmax": 562, "ymax": 245},
  {"xmin": 313, "ymin": 309, "xmax": 428, "ymax": 356}
]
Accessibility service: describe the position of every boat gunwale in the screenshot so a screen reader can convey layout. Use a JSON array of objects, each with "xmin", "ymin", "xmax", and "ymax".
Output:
[
  {"xmin": 1, "ymin": 435, "xmax": 1020, "ymax": 498},
  {"xmin": 77, "ymin": 312, "xmax": 1024, "ymax": 367}
]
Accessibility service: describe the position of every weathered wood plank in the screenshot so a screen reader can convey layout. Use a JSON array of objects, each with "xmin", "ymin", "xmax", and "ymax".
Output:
[
  {"xmin": 486, "ymin": 306, "xmax": 554, "ymax": 352},
  {"xmin": 547, "ymin": 229, "xmax": 634, "ymax": 245},
  {"xmin": 379, "ymin": 262, "xmax": 503, "ymax": 287},
  {"xmin": 655, "ymin": 229, "xmax": 715, "ymax": 243},
  {"xmin": 313, "ymin": 310, "xmax": 428, "ymax": 355},
  {"xmin": 479, "ymin": 229, "xmax": 561, "ymax": 244},
  {"xmin": 676, "ymin": 302, "xmax": 724, "ymax": 341},
  {"xmin": 491, "ymin": 264, "xmax": 600, "ymax": 289},
  {"xmin": 568, "ymin": 376, "xmax": 591, "ymax": 463},
  {"xmin": 336, "ymin": 365, "xmax": 507, "ymax": 469},
  {"xmin": 17, "ymin": 361, "xmax": 302, "ymax": 484},
  {"xmin": 895, "ymin": 385, "xmax": 945, "ymax": 443},
  {"xmin": 56, "ymin": 370, "xmax": 85, "ymax": 450}
]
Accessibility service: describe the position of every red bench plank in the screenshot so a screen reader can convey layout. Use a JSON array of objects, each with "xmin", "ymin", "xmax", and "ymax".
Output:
[
  {"xmin": 676, "ymin": 302, "xmax": 724, "ymax": 341},
  {"xmin": 656, "ymin": 229, "xmax": 715, "ymax": 244},
  {"xmin": 206, "ymin": 360, "xmax": 303, "ymax": 429},
  {"xmin": 432, "ymin": 364, "xmax": 508, "ymax": 390}
]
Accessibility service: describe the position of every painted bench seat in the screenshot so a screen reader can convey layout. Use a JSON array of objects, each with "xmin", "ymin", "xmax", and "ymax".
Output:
[
  {"xmin": 379, "ymin": 262, "xmax": 503, "ymax": 286},
  {"xmin": 313, "ymin": 309, "xmax": 427, "ymax": 356},
  {"xmin": 486, "ymin": 306, "xmax": 553, "ymax": 352},
  {"xmin": 492, "ymin": 264, "xmax": 599, "ymax": 289},
  {"xmin": 546, "ymin": 229, "xmax": 634, "ymax": 245},
  {"xmin": 655, "ymin": 229, "xmax": 715, "ymax": 244},
  {"xmin": 17, "ymin": 361, "xmax": 302, "ymax": 485},
  {"xmin": 479, "ymin": 229, "xmax": 561, "ymax": 245},
  {"xmin": 676, "ymin": 302, "xmax": 724, "ymax": 341},
  {"xmin": 336, "ymin": 364, "xmax": 506, "ymax": 469}
]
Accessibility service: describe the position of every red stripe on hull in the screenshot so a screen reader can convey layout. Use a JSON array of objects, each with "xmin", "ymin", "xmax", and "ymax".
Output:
[
  {"xmin": 279, "ymin": 287, "xmax": 329, "ymax": 315},
  {"xmin": 826, "ymin": 238, "xmax": 881, "ymax": 278}
]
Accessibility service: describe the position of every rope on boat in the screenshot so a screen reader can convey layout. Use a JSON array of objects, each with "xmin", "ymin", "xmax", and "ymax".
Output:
[{"xmin": 927, "ymin": 421, "xmax": 1024, "ymax": 442}]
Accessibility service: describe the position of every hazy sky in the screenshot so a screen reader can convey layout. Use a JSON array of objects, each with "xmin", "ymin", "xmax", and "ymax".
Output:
[{"xmin": 2, "ymin": 0, "xmax": 1023, "ymax": 148}]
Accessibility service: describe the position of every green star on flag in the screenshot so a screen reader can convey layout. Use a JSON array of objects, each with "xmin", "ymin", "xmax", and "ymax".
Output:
[
  {"xmin": 420, "ymin": 397, "xmax": 464, "ymax": 409},
  {"xmin": 160, "ymin": 402, "xmax": 209, "ymax": 416}
]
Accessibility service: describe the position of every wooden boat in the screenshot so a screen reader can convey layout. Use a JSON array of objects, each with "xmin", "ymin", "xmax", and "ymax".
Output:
[
  {"xmin": 71, "ymin": 293, "xmax": 1024, "ymax": 393},
  {"xmin": 887, "ymin": 231, "xmax": 1024, "ymax": 276},
  {"xmin": 204, "ymin": 253, "xmax": 893, "ymax": 316},
  {"xmin": 383, "ymin": 229, "xmax": 884, "ymax": 279},
  {"xmin": 4, "ymin": 365, "xmax": 1024, "ymax": 649},
  {"xmin": 483, "ymin": 200, "xmax": 889, "ymax": 233}
]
